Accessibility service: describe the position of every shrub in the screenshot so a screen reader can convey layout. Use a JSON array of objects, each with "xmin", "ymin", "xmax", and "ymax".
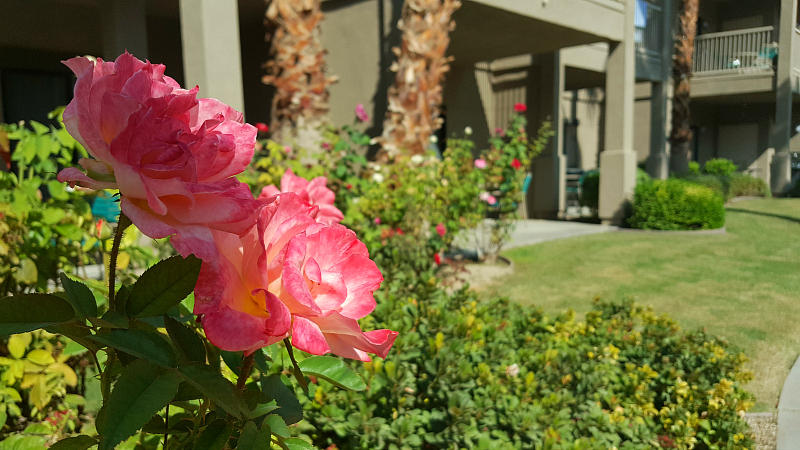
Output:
[
  {"xmin": 727, "ymin": 173, "xmax": 770, "ymax": 198},
  {"xmin": 703, "ymin": 158, "xmax": 737, "ymax": 177},
  {"xmin": 293, "ymin": 290, "xmax": 755, "ymax": 449},
  {"xmin": 688, "ymin": 161, "xmax": 701, "ymax": 175},
  {"xmin": 579, "ymin": 170, "xmax": 600, "ymax": 211},
  {"xmin": 629, "ymin": 179, "xmax": 725, "ymax": 230}
]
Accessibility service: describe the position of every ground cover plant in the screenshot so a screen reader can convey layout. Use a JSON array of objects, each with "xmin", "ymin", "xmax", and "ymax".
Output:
[{"xmin": 484, "ymin": 198, "xmax": 800, "ymax": 412}]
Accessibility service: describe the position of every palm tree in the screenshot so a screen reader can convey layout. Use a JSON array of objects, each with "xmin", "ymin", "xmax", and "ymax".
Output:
[
  {"xmin": 378, "ymin": 0, "xmax": 461, "ymax": 158},
  {"xmin": 263, "ymin": 0, "xmax": 338, "ymax": 144},
  {"xmin": 669, "ymin": 0, "xmax": 699, "ymax": 174}
]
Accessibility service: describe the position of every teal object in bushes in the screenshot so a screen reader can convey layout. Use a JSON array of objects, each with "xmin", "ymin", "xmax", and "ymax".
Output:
[{"xmin": 91, "ymin": 194, "xmax": 120, "ymax": 223}]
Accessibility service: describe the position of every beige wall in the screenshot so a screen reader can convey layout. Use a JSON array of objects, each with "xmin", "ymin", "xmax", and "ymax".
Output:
[
  {"xmin": 561, "ymin": 88, "xmax": 604, "ymax": 170},
  {"xmin": 633, "ymin": 82, "xmax": 652, "ymax": 164}
]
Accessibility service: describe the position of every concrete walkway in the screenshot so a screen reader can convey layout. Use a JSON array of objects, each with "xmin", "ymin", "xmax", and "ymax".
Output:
[
  {"xmin": 454, "ymin": 219, "xmax": 615, "ymax": 254},
  {"xmin": 777, "ymin": 355, "xmax": 800, "ymax": 449}
]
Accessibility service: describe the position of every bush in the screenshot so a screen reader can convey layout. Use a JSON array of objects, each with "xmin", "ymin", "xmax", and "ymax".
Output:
[
  {"xmin": 728, "ymin": 173, "xmax": 770, "ymax": 198},
  {"xmin": 579, "ymin": 170, "xmax": 600, "ymax": 211},
  {"xmin": 294, "ymin": 288, "xmax": 755, "ymax": 449},
  {"xmin": 704, "ymin": 158, "xmax": 737, "ymax": 177},
  {"xmin": 629, "ymin": 179, "xmax": 725, "ymax": 230}
]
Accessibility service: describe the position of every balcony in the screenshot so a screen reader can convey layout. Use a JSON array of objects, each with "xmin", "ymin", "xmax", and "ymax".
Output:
[{"xmin": 691, "ymin": 26, "xmax": 777, "ymax": 98}]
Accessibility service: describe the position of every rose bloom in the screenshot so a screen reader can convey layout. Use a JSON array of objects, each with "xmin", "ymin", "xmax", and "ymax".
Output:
[
  {"xmin": 435, "ymin": 222, "xmax": 446, "ymax": 238},
  {"xmin": 255, "ymin": 122, "xmax": 269, "ymax": 133},
  {"xmin": 511, "ymin": 158, "xmax": 522, "ymax": 170},
  {"xmin": 513, "ymin": 102, "xmax": 527, "ymax": 113},
  {"xmin": 194, "ymin": 193, "xmax": 397, "ymax": 360},
  {"xmin": 57, "ymin": 53, "xmax": 260, "ymax": 260},
  {"xmin": 487, "ymin": 195, "xmax": 497, "ymax": 205},
  {"xmin": 259, "ymin": 169, "xmax": 343, "ymax": 225},
  {"xmin": 494, "ymin": 127, "xmax": 505, "ymax": 136},
  {"xmin": 434, "ymin": 253, "xmax": 441, "ymax": 265},
  {"xmin": 355, "ymin": 103, "xmax": 369, "ymax": 122},
  {"xmin": 474, "ymin": 159, "xmax": 487, "ymax": 169}
]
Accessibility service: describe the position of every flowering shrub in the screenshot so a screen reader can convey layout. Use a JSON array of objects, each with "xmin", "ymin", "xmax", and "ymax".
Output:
[
  {"xmin": 291, "ymin": 292, "xmax": 755, "ymax": 449},
  {"xmin": 0, "ymin": 53, "xmax": 394, "ymax": 450}
]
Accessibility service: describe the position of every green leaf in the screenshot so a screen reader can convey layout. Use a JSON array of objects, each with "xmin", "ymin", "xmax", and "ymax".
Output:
[
  {"xmin": 194, "ymin": 419, "xmax": 232, "ymax": 450},
  {"xmin": 49, "ymin": 435, "xmax": 98, "ymax": 450},
  {"xmin": 90, "ymin": 329, "xmax": 176, "ymax": 368},
  {"xmin": 46, "ymin": 322, "xmax": 99, "ymax": 353},
  {"xmin": 177, "ymin": 364, "xmax": 248, "ymax": 418},
  {"xmin": 283, "ymin": 438, "xmax": 315, "ymax": 450},
  {"xmin": 59, "ymin": 274, "xmax": 98, "ymax": 318},
  {"xmin": 261, "ymin": 374, "xmax": 302, "ymax": 425},
  {"xmin": 126, "ymin": 255, "xmax": 202, "ymax": 318},
  {"xmin": 0, "ymin": 293, "xmax": 76, "ymax": 335},
  {"xmin": 234, "ymin": 421, "xmax": 260, "ymax": 450},
  {"xmin": 164, "ymin": 316, "xmax": 206, "ymax": 363},
  {"xmin": 47, "ymin": 180, "xmax": 69, "ymax": 201},
  {"xmin": 98, "ymin": 359, "xmax": 180, "ymax": 450},
  {"xmin": 297, "ymin": 356, "xmax": 366, "ymax": 391},
  {"xmin": 13, "ymin": 258, "xmax": 38, "ymax": 285},
  {"xmin": 41, "ymin": 207, "xmax": 66, "ymax": 225},
  {"xmin": 264, "ymin": 414, "xmax": 290, "ymax": 438}
]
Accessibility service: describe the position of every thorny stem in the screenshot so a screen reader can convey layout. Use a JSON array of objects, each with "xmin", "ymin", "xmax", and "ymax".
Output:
[
  {"xmin": 164, "ymin": 404, "xmax": 170, "ymax": 449},
  {"xmin": 283, "ymin": 338, "xmax": 308, "ymax": 393},
  {"xmin": 237, "ymin": 353, "xmax": 256, "ymax": 391},
  {"xmin": 108, "ymin": 213, "xmax": 131, "ymax": 310}
]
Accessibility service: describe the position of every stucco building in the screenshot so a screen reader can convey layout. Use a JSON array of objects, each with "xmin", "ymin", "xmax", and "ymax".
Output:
[{"xmin": 1, "ymin": 0, "xmax": 798, "ymax": 223}]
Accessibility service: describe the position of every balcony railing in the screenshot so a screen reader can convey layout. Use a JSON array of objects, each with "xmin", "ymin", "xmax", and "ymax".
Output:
[
  {"xmin": 693, "ymin": 26, "xmax": 777, "ymax": 76},
  {"xmin": 635, "ymin": 0, "xmax": 662, "ymax": 56}
]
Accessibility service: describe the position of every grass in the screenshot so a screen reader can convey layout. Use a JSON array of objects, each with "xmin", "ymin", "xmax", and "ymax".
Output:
[{"xmin": 481, "ymin": 198, "xmax": 800, "ymax": 412}]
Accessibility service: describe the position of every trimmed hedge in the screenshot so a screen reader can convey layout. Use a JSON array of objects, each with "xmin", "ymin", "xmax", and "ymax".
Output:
[
  {"xmin": 727, "ymin": 173, "xmax": 770, "ymax": 198},
  {"xmin": 629, "ymin": 179, "xmax": 725, "ymax": 230},
  {"xmin": 703, "ymin": 158, "xmax": 738, "ymax": 177}
]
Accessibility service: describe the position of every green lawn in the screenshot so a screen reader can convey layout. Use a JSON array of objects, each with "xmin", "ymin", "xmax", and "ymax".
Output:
[{"xmin": 481, "ymin": 198, "xmax": 800, "ymax": 412}]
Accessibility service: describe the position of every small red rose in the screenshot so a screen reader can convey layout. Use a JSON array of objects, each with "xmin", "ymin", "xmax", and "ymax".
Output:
[
  {"xmin": 511, "ymin": 158, "xmax": 522, "ymax": 170},
  {"xmin": 513, "ymin": 103, "xmax": 527, "ymax": 113},
  {"xmin": 256, "ymin": 122, "xmax": 269, "ymax": 133},
  {"xmin": 434, "ymin": 253, "xmax": 441, "ymax": 265}
]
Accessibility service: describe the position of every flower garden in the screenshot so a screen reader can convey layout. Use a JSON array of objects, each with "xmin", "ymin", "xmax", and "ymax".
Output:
[{"xmin": 0, "ymin": 48, "xmax": 763, "ymax": 450}]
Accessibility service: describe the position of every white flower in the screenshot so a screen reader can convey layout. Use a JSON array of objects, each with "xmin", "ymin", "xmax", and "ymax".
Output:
[
  {"xmin": 373, "ymin": 164, "xmax": 382, "ymax": 172},
  {"xmin": 372, "ymin": 173, "xmax": 385, "ymax": 183},
  {"xmin": 352, "ymin": 197, "xmax": 360, "ymax": 204},
  {"xmin": 411, "ymin": 155, "xmax": 424, "ymax": 164},
  {"xmin": 429, "ymin": 135, "xmax": 438, "ymax": 143},
  {"xmin": 441, "ymin": 179, "xmax": 449, "ymax": 186},
  {"xmin": 464, "ymin": 126, "xmax": 473, "ymax": 135},
  {"xmin": 506, "ymin": 364, "xmax": 520, "ymax": 377}
]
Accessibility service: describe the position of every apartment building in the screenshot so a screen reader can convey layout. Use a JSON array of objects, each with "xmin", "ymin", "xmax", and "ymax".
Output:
[{"xmin": 0, "ymin": 0, "xmax": 795, "ymax": 223}]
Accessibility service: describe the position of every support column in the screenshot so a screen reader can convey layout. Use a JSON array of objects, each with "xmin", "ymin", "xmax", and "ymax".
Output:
[
  {"xmin": 102, "ymin": 0, "xmax": 148, "ymax": 60},
  {"xmin": 528, "ymin": 51, "xmax": 567, "ymax": 219},
  {"xmin": 179, "ymin": 0, "xmax": 245, "ymax": 113},
  {"xmin": 647, "ymin": 0, "xmax": 674, "ymax": 180},
  {"xmin": 771, "ymin": 0, "xmax": 797, "ymax": 194},
  {"xmin": 599, "ymin": 0, "xmax": 638, "ymax": 224}
]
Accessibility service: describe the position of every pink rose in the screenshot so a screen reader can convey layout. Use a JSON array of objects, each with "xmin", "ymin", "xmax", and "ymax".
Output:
[
  {"xmin": 278, "ymin": 224, "xmax": 396, "ymax": 361},
  {"xmin": 494, "ymin": 127, "xmax": 505, "ymax": 136},
  {"xmin": 195, "ymin": 193, "xmax": 396, "ymax": 361},
  {"xmin": 57, "ymin": 53, "xmax": 260, "ymax": 260},
  {"xmin": 487, "ymin": 195, "xmax": 497, "ymax": 205},
  {"xmin": 474, "ymin": 159, "xmax": 487, "ymax": 169},
  {"xmin": 435, "ymin": 222, "xmax": 446, "ymax": 237},
  {"xmin": 374, "ymin": 217, "xmax": 381, "ymax": 225},
  {"xmin": 355, "ymin": 103, "xmax": 369, "ymax": 122},
  {"xmin": 513, "ymin": 102, "xmax": 527, "ymax": 113},
  {"xmin": 259, "ymin": 169, "xmax": 344, "ymax": 225},
  {"xmin": 194, "ymin": 194, "xmax": 317, "ymax": 354}
]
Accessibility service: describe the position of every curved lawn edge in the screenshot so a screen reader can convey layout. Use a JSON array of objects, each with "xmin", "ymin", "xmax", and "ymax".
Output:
[{"xmin": 613, "ymin": 227, "xmax": 726, "ymax": 235}]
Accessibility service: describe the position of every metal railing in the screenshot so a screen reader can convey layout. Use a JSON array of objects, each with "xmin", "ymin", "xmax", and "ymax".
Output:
[
  {"xmin": 693, "ymin": 26, "xmax": 777, "ymax": 76},
  {"xmin": 635, "ymin": 0, "xmax": 662, "ymax": 56}
]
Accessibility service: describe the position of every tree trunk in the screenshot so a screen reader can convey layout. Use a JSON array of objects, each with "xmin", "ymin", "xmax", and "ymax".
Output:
[
  {"xmin": 669, "ymin": 0, "xmax": 699, "ymax": 174},
  {"xmin": 377, "ymin": 0, "xmax": 461, "ymax": 159},
  {"xmin": 263, "ymin": 0, "xmax": 338, "ymax": 146}
]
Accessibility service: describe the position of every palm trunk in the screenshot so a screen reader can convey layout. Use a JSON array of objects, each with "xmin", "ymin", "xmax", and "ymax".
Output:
[
  {"xmin": 378, "ymin": 0, "xmax": 461, "ymax": 159},
  {"xmin": 263, "ymin": 0, "xmax": 338, "ymax": 146},
  {"xmin": 669, "ymin": 0, "xmax": 699, "ymax": 174}
]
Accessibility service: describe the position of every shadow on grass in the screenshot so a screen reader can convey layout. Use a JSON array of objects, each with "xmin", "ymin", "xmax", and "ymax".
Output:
[{"xmin": 726, "ymin": 207, "xmax": 800, "ymax": 225}]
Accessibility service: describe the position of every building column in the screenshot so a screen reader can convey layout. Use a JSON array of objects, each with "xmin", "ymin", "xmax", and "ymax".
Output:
[
  {"xmin": 646, "ymin": 0, "xmax": 674, "ymax": 180},
  {"xmin": 598, "ymin": 0, "xmax": 637, "ymax": 224},
  {"xmin": 179, "ymin": 0, "xmax": 245, "ymax": 113},
  {"xmin": 528, "ymin": 51, "xmax": 567, "ymax": 219},
  {"xmin": 771, "ymin": 0, "xmax": 797, "ymax": 194},
  {"xmin": 102, "ymin": 0, "xmax": 149, "ymax": 61}
]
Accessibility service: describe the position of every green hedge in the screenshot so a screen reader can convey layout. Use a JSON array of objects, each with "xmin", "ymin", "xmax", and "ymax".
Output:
[
  {"xmin": 703, "ymin": 158, "xmax": 738, "ymax": 177},
  {"xmin": 727, "ymin": 173, "xmax": 770, "ymax": 198},
  {"xmin": 293, "ymin": 283, "xmax": 754, "ymax": 449},
  {"xmin": 629, "ymin": 179, "xmax": 725, "ymax": 230}
]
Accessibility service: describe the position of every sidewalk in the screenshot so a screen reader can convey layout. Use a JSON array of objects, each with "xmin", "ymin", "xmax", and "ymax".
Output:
[{"xmin": 454, "ymin": 219, "xmax": 615, "ymax": 253}]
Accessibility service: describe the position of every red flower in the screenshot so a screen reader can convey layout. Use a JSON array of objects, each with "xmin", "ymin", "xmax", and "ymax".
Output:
[
  {"xmin": 511, "ymin": 158, "xmax": 522, "ymax": 170},
  {"xmin": 256, "ymin": 122, "xmax": 270, "ymax": 133},
  {"xmin": 513, "ymin": 103, "xmax": 527, "ymax": 113},
  {"xmin": 435, "ymin": 222, "xmax": 446, "ymax": 237},
  {"xmin": 346, "ymin": 183, "xmax": 353, "ymax": 190},
  {"xmin": 396, "ymin": 228, "xmax": 404, "ymax": 235},
  {"xmin": 434, "ymin": 253, "xmax": 441, "ymax": 265}
]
